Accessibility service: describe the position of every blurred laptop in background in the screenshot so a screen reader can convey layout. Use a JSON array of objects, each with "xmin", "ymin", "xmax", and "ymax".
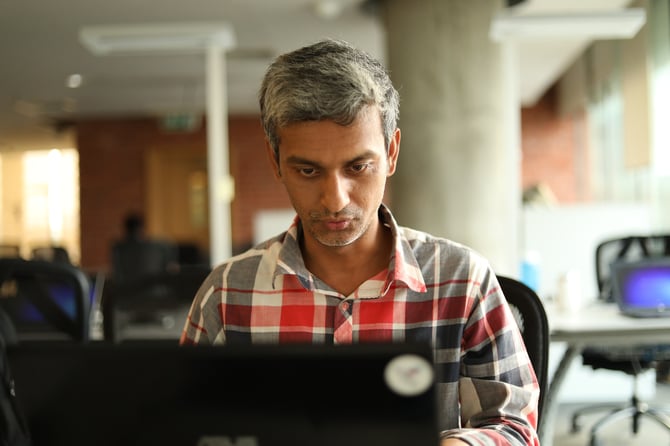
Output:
[{"xmin": 611, "ymin": 257, "xmax": 670, "ymax": 318}]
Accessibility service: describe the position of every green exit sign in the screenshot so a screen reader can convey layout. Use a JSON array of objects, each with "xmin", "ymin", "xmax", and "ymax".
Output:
[{"xmin": 161, "ymin": 114, "xmax": 201, "ymax": 132}]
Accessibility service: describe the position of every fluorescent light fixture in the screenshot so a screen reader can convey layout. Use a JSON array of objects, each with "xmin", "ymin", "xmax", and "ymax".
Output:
[
  {"xmin": 311, "ymin": 0, "xmax": 344, "ymax": 20},
  {"xmin": 80, "ymin": 22, "xmax": 236, "ymax": 55},
  {"xmin": 490, "ymin": 8, "xmax": 646, "ymax": 41},
  {"xmin": 66, "ymin": 73, "xmax": 83, "ymax": 88}
]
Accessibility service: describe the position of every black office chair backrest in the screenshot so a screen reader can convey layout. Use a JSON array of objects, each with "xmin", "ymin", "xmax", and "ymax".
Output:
[
  {"xmin": 31, "ymin": 245, "xmax": 72, "ymax": 264},
  {"xmin": 595, "ymin": 234, "xmax": 670, "ymax": 301},
  {"xmin": 0, "ymin": 306, "xmax": 18, "ymax": 346},
  {"xmin": 111, "ymin": 239, "xmax": 179, "ymax": 283},
  {"xmin": 497, "ymin": 275, "xmax": 549, "ymax": 423},
  {"xmin": 0, "ymin": 258, "xmax": 90, "ymax": 342}
]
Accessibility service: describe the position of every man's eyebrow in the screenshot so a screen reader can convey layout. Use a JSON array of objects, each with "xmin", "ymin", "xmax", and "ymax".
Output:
[
  {"xmin": 285, "ymin": 155, "xmax": 320, "ymax": 166},
  {"xmin": 284, "ymin": 150, "xmax": 379, "ymax": 167},
  {"xmin": 347, "ymin": 150, "xmax": 379, "ymax": 163}
]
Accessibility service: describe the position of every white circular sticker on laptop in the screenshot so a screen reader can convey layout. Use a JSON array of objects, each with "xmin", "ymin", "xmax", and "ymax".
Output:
[{"xmin": 384, "ymin": 354, "xmax": 434, "ymax": 397}]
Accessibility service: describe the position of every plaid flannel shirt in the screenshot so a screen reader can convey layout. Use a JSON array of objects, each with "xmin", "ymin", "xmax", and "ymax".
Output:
[{"xmin": 181, "ymin": 205, "xmax": 540, "ymax": 445}]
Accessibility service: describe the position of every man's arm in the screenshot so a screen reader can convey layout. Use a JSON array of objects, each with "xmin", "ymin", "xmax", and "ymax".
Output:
[{"xmin": 442, "ymin": 271, "xmax": 540, "ymax": 446}]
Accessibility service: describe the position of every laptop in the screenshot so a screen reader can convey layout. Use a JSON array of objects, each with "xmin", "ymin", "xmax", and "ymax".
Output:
[
  {"xmin": 610, "ymin": 257, "xmax": 670, "ymax": 318},
  {"xmin": 7, "ymin": 342, "xmax": 440, "ymax": 446}
]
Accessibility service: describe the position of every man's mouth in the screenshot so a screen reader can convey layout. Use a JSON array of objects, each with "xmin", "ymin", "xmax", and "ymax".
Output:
[{"xmin": 323, "ymin": 219, "xmax": 350, "ymax": 231}]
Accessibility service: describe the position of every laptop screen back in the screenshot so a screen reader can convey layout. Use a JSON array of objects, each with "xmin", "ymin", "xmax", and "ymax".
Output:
[
  {"xmin": 8, "ymin": 342, "xmax": 439, "ymax": 446},
  {"xmin": 611, "ymin": 257, "xmax": 670, "ymax": 317}
]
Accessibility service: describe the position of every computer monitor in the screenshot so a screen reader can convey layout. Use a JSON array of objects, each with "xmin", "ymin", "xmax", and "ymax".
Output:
[
  {"xmin": 8, "ymin": 273, "xmax": 101, "ymax": 325},
  {"xmin": 0, "ymin": 259, "xmax": 95, "ymax": 341},
  {"xmin": 2, "ymin": 274, "xmax": 101, "ymax": 339},
  {"xmin": 611, "ymin": 257, "xmax": 670, "ymax": 318},
  {"xmin": 8, "ymin": 342, "xmax": 440, "ymax": 446}
]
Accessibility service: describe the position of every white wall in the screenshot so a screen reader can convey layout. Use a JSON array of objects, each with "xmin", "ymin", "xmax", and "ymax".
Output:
[
  {"xmin": 253, "ymin": 209, "xmax": 295, "ymax": 245},
  {"xmin": 522, "ymin": 202, "xmax": 653, "ymax": 302},
  {"xmin": 523, "ymin": 202, "xmax": 656, "ymax": 402}
]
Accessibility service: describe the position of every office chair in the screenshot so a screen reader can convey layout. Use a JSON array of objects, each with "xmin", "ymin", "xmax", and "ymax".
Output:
[
  {"xmin": 101, "ymin": 266, "xmax": 210, "ymax": 343},
  {"xmin": 30, "ymin": 245, "xmax": 72, "ymax": 264},
  {"xmin": 111, "ymin": 238, "xmax": 179, "ymax": 283},
  {"xmin": 176, "ymin": 242, "xmax": 209, "ymax": 267},
  {"xmin": 0, "ymin": 306, "xmax": 18, "ymax": 346},
  {"xmin": 0, "ymin": 258, "xmax": 90, "ymax": 342},
  {"xmin": 570, "ymin": 235, "xmax": 670, "ymax": 445},
  {"xmin": 497, "ymin": 275, "xmax": 549, "ymax": 429}
]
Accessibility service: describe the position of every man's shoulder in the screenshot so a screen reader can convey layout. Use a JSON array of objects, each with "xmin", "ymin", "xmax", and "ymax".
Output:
[
  {"xmin": 210, "ymin": 232, "xmax": 286, "ymax": 271},
  {"xmin": 397, "ymin": 226, "xmax": 490, "ymax": 266},
  {"xmin": 399, "ymin": 225, "xmax": 472, "ymax": 251}
]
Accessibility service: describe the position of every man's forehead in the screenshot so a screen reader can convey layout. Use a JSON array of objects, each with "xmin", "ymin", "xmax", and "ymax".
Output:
[{"xmin": 277, "ymin": 123, "xmax": 385, "ymax": 165}]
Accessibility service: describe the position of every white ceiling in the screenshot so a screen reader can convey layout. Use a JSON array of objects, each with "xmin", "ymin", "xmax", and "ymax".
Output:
[{"xmin": 0, "ymin": 0, "xmax": 637, "ymax": 151}]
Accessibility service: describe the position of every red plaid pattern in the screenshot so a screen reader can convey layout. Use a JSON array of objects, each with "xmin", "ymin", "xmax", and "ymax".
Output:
[{"xmin": 180, "ymin": 206, "xmax": 539, "ymax": 445}]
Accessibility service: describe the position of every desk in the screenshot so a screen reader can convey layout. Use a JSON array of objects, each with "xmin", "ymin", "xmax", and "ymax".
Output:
[{"xmin": 539, "ymin": 302, "xmax": 670, "ymax": 446}]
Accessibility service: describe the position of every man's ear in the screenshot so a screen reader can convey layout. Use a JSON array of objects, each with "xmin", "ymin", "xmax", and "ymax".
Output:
[
  {"xmin": 265, "ymin": 139, "xmax": 282, "ymax": 180},
  {"xmin": 387, "ymin": 128, "xmax": 401, "ymax": 176}
]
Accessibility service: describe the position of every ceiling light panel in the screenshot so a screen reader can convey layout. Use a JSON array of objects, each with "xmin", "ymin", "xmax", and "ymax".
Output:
[
  {"xmin": 490, "ymin": 8, "xmax": 646, "ymax": 41},
  {"xmin": 80, "ymin": 22, "xmax": 236, "ymax": 55}
]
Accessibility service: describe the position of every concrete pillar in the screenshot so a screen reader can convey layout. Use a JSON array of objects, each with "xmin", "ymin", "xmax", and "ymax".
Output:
[
  {"xmin": 206, "ymin": 44, "xmax": 233, "ymax": 266},
  {"xmin": 382, "ymin": 0, "xmax": 521, "ymax": 275}
]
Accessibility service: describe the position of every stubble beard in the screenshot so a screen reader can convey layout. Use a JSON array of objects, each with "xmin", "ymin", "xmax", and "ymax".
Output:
[{"xmin": 307, "ymin": 209, "xmax": 370, "ymax": 248}]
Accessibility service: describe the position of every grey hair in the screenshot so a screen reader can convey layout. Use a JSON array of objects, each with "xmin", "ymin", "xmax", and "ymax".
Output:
[{"xmin": 259, "ymin": 39, "xmax": 400, "ymax": 159}]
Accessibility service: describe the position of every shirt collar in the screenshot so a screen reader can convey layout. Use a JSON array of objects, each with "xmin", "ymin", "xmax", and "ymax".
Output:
[{"xmin": 272, "ymin": 204, "xmax": 427, "ymax": 294}]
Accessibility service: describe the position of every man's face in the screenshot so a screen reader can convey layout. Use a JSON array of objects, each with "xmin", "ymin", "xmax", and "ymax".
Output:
[{"xmin": 267, "ymin": 106, "xmax": 400, "ymax": 250}]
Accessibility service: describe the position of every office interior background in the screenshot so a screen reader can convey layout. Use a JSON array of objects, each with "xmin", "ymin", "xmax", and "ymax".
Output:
[
  {"xmin": 0, "ymin": 0, "xmax": 670, "ymax": 356},
  {"xmin": 0, "ymin": 0, "xmax": 668, "ymax": 401},
  {"xmin": 0, "ymin": 0, "xmax": 670, "ymax": 290}
]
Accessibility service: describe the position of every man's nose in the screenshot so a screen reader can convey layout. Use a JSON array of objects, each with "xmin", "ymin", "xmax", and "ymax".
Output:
[{"xmin": 320, "ymin": 172, "xmax": 350, "ymax": 214}]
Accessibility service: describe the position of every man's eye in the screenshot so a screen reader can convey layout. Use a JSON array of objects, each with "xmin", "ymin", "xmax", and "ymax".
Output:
[
  {"xmin": 298, "ymin": 167, "xmax": 317, "ymax": 177},
  {"xmin": 351, "ymin": 163, "xmax": 370, "ymax": 173}
]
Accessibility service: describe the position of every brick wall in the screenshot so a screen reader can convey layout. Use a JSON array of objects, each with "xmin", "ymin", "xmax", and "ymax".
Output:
[
  {"xmin": 78, "ymin": 118, "xmax": 154, "ymax": 271},
  {"xmin": 520, "ymin": 86, "xmax": 589, "ymax": 203},
  {"xmin": 78, "ymin": 90, "xmax": 586, "ymax": 271},
  {"xmin": 228, "ymin": 117, "xmax": 292, "ymax": 252},
  {"xmin": 77, "ymin": 115, "xmax": 291, "ymax": 271}
]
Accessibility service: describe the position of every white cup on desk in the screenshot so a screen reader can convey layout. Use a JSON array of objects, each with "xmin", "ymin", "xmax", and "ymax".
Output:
[{"xmin": 556, "ymin": 270, "xmax": 583, "ymax": 313}]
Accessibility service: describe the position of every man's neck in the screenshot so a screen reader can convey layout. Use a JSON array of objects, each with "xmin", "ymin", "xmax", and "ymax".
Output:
[{"xmin": 301, "ymin": 219, "xmax": 393, "ymax": 296}]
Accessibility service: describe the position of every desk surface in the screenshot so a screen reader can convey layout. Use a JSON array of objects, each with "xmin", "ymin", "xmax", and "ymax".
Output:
[
  {"xmin": 547, "ymin": 301, "xmax": 670, "ymax": 345},
  {"xmin": 540, "ymin": 301, "xmax": 670, "ymax": 446}
]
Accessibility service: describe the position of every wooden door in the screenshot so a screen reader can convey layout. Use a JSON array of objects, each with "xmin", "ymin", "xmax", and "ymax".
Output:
[{"xmin": 145, "ymin": 144, "xmax": 209, "ymax": 255}]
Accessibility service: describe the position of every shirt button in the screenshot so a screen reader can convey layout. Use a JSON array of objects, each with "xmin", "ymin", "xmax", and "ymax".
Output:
[{"xmin": 341, "ymin": 302, "xmax": 350, "ymax": 311}]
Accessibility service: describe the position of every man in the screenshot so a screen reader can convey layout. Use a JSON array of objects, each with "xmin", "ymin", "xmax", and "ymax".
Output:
[{"xmin": 181, "ymin": 39, "xmax": 539, "ymax": 446}]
